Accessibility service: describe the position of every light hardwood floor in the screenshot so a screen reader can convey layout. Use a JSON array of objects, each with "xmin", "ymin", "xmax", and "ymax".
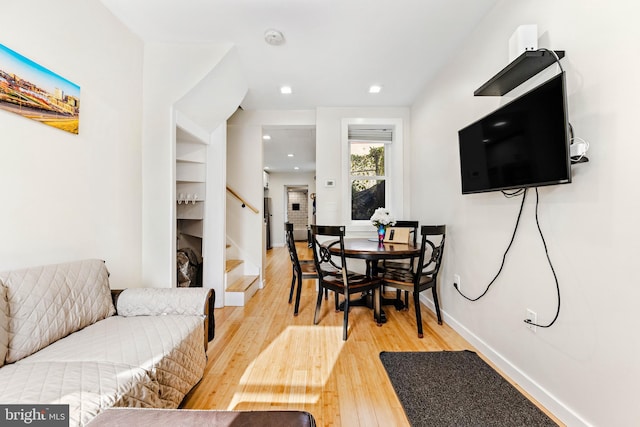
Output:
[{"xmin": 182, "ymin": 243, "xmax": 561, "ymax": 426}]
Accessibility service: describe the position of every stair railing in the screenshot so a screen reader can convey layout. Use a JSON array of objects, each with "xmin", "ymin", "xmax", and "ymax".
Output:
[{"xmin": 226, "ymin": 186, "xmax": 259, "ymax": 214}]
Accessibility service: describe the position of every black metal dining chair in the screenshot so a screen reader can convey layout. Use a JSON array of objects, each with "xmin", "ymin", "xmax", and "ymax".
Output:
[
  {"xmin": 285, "ymin": 222, "xmax": 318, "ymax": 316},
  {"xmin": 380, "ymin": 225, "xmax": 446, "ymax": 338},
  {"xmin": 310, "ymin": 225, "xmax": 383, "ymax": 340}
]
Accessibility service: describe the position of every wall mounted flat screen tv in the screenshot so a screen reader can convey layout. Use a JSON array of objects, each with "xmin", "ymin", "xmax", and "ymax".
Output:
[{"xmin": 458, "ymin": 72, "xmax": 571, "ymax": 194}]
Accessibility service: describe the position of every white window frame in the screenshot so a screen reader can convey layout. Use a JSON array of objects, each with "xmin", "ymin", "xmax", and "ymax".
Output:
[{"xmin": 341, "ymin": 118, "xmax": 404, "ymax": 232}]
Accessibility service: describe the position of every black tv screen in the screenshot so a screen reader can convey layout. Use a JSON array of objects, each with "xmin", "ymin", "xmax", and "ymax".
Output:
[{"xmin": 458, "ymin": 72, "xmax": 571, "ymax": 194}]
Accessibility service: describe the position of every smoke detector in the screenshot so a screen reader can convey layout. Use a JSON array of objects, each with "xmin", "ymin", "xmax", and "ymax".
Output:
[{"xmin": 264, "ymin": 29, "xmax": 285, "ymax": 46}]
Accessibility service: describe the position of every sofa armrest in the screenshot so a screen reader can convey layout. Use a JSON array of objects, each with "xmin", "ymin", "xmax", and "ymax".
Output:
[
  {"xmin": 115, "ymin": 288, "xmax": 211, "ymax": 316},
  {"xmin": 111, "ymin": 288, "xmax": 214, "ymax": 350}
]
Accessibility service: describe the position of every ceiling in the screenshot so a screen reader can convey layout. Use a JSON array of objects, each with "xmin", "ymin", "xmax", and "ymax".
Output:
[
  {"xmin": 262, "ymin": 125, "xmax": 316, "ymax": 173},
  {"xmin": 100, "ymin": 0, "xmax": 497, "ymax": 110},
  {"xmin": 100, "ymin": 0, "xmax": 498, "ymax": 172}
]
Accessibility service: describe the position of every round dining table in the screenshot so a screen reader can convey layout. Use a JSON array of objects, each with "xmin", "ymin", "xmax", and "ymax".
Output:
[
  {"xmin": 324, "ymin": 238, "xmax": 421, "ymax": 320},
  {"xmin": 337, "ymin": 238, "xmax": 420, "ymax": 259}
]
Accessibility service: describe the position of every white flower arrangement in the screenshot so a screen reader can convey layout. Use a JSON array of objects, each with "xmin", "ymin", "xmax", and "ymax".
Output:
[{"xmin": 370, "ymin": 207, "xmax": 396, "ymax": 228}]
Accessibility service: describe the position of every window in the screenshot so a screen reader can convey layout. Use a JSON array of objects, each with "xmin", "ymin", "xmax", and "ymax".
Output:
[
  {"xmin": 350, "ymin": 141, "xmax": 387, "ymax": 220},
  {"xmin": 342, "ymin": 118, "xmax": 404, "ymax": 228}
]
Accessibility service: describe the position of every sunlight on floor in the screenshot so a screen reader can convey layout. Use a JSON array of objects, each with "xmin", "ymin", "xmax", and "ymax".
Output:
[{"xmin": 227, "ymin": 325, "xmax": 344, "ymax": 409}]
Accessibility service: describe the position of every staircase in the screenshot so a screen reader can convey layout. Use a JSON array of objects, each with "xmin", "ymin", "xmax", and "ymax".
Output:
[
  {"xmin": 223, "ymin": 182, "xmax": 262, "ymax": 307},
  {"xmin": 224, "ymin": 244, "xmax": 260, "ymax": 306}
]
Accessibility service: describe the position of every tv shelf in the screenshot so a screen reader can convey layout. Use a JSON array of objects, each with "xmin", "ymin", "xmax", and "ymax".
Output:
[{"xmin": 474, "ymin": 50, "xmax": 565, "ymax": 96}]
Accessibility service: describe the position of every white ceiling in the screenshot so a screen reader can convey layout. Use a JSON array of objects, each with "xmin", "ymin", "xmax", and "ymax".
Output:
[
  {"xmin": 262, "ymin": 125, "xmax": 316, "ymax": 173},
  {"xmin": 100, "ymin": 0, "xmax": 498, "ymax": 172},
  {"xmin": 100, "ymin": 0, "xmax": 497, "ymax": 110}
]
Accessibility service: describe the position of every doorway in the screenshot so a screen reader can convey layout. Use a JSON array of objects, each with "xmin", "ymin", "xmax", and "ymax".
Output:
[
  {"xmin": 286, "ymin": 185, "xmax": 309, "ymax": 241},
  {"xmin": 262, "ymin": 125, "xmax": 316, "ymax": 247}
]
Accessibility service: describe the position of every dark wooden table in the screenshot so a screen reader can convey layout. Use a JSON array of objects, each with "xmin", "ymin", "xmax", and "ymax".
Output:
[
  {"xmin": 87, "ymin": 409, "xmax": 316, "ymax": 427},
  {"xmin": 338, "ymin": 237, "xmax": 419, "ymax": 260},
  {"xmin": 326, "ymin": 238, "xmax": 420, "ymax": 320}
]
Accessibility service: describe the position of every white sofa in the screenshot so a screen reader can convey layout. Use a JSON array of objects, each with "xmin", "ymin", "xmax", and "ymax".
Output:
[{"xmin": 0, "ymin": 259, "xmax": 213, "ymax": 427}]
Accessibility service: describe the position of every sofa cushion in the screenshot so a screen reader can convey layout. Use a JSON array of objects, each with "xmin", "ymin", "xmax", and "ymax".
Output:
[
  {"xmin": 22, "ymin": 315, "xmax": 207, "ymax": 407},
  {"xmin": 0, "ymin": 361, "xmax": 166, "ymax": 427},
  {"xmin": 0, "ymin": 259, "xmax": 115, "ymax": 363},
  {"xmin": 0, "ymin": 285, "xmax": 7, "ymax": 367}
]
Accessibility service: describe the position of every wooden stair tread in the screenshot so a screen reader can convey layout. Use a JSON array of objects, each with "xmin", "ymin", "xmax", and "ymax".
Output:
[
  {"xmin": 227, "ymin": 275, "xmax": 259, "ymax": 292},
  {"xmin": 225, "ymin": 259, "xmax": 243, "ymax": 272}
]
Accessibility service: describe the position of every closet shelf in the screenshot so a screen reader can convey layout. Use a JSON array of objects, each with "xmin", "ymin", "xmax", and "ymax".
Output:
[
  {"xmin": 176, "ymin": 179, "xmax": 205, "ymax": 184},
  {"xmin": 177, "ymin": 202, "xmax": 204, "ymax": 220},
  {"xmin": 176, "ymin": 157, "xmax": 205, "ymax": 164},
  {"xmin": 177, "ymin": 215, "xmax": 204, "ymax": 221},
  {"xmin": 474, "ymin": 50, "xmax": 565, "ymax": 96},
  {"xmin": 177, "ymin": 219, "xmax": 203, "ymax": 238}
]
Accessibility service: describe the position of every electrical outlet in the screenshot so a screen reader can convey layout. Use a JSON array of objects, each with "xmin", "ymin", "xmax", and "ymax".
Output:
[
  {"xmin": 453, "ymin": 274, "xmax": 461, "ymax": 291},
  {"xmin": 525, "ymin": 309, "xmax": 537, "ymax": 332}
]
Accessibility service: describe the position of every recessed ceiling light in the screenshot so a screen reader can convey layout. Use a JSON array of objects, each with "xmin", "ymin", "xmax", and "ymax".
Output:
[
  {"xmin": 263, "ymin": 134, "xmax": 271, "ymax": 140},
  {"xmin": 280, "ymin": 86, "xmax": 292, "ymax": 94},
  {"xmin": 264, "ymin": 166, "xmax": 270, "ymax": 170},
  {"xmin": 294, "ymin": 167, "xmax": 300, "ymax": 170},
  {"xmin": 369, "ymin": 85, "xmax": 382, "ymax": 94},
  {"xmin": 287, "ymin": 153, "xmax": 294, "ymax": 157}
]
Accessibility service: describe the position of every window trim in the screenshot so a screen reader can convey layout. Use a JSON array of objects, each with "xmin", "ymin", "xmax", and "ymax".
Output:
[{"xmin": 341, "ymin": 118, "xmax": 404, "ymax": 231}]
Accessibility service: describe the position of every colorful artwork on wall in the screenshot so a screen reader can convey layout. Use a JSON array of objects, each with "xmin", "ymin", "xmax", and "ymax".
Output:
[{"xmin": 0, "ymin": 43, "xmax": 80, "ymax": 134}]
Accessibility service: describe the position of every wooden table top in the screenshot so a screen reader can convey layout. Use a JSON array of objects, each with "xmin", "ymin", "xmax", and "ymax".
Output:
[{"xmin": 326, "ymin": 238, "xmax": 420, "ymax": 260}]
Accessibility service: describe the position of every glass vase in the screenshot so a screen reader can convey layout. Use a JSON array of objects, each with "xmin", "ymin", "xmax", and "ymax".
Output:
[{"xmin": 378, "ymin": 224, "xmax": 386, "ymax": 244}]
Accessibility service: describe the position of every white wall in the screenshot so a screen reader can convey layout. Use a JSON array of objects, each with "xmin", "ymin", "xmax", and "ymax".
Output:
[
  {"xmin": 225, "ymin": 122, "xmax": 265, "ymax": 271},
  {"xmin": 267, "ymin": 171, "xmax": 317, "ymax": 247},
  {"xmin": 141, "ymin": 42, "xmax": 241, "ymax": 288},
  {"xmin": 410, "ymin": 1, "xmax": 640, "ymax": 425},
  {"xmin": 226, "ymin": 110, "xmax": 315, "ymax": 281},
  {"xmin": 1, "ymin": 3, "xmax": 244, "ymax": 298},
  {"xmin": 204, "ymin": 124, "xmax": 228, "ymax": 308},
  {"xmin": 315, "ymin": 107, "xmax": 411, "ymax": 231},
  {"xmin": 0, "ymin": 0, "xmax": 143, "ymax": 288}
]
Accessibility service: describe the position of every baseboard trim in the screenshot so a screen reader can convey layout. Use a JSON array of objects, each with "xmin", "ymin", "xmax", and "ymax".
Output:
[{"xmin": 420, "ymin": 295, "xmax": 589, "ymax": 427}]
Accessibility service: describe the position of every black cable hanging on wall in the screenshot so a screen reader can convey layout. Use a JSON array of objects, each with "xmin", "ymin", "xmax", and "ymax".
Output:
[
  {"xmin": 528, "ymin": 188, "xmax": 561, "ymax": 328},
  {"xmin": 454, "ymin": 188, "xmax": 561, "ymax": 328},
  {"xmin": 454, "ymin": 189, "xmax": 528, "ymax": 302}
]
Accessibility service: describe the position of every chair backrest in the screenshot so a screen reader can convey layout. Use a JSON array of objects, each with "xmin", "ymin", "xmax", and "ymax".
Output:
[
  {"xmin": 285, "ymin": 222, "xmax": 302, "ymax": 272},
  {"xmin": 309, "ymin": 225, "xmax": 346, "ymax": 282},
  {"xmin": 416, "ymin": 225, "xmax": 446, "ymax": 280},
  {"xmin": 393, "ymin": 220, "xmax": 419, "ymax": 246}
]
